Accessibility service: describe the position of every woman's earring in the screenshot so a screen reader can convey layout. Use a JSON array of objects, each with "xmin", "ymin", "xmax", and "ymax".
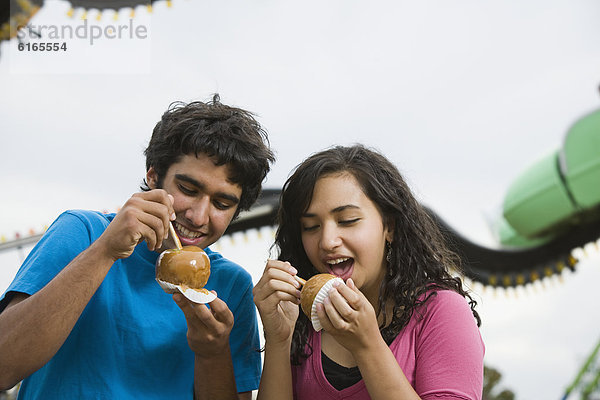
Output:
[{"xmin": 386, "ymin": 241, "xmax": 392, "ymax": 263}]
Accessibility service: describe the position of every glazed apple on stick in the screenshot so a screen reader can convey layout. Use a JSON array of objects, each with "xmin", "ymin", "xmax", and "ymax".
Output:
[
  {"xmin": 155, "ymin": 222, "xmax": 216, "ymax": 303},
  {"xmin": 295, "ymin": 273, "xmax": 344, "ymax": 332}
]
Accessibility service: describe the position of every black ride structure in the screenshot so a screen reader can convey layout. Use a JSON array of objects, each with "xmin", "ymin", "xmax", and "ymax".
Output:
[{"xmin": 4, "ymin": 100, "xmax": 598, "ymax": 289}]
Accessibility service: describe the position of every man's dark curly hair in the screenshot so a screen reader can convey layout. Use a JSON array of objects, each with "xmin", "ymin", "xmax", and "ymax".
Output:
[
  {"xmin": 141, "ymin": 94, "xmax": 275, "ymax": 215},
  {"xmin": 274, "ymin": 144, "xmax": 481, "ymax": 365}
]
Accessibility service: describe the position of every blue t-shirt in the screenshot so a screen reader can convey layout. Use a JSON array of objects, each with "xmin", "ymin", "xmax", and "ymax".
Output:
[{"xmin": 0, "ymin": 210, "xmax": 261, "ymax": 399}]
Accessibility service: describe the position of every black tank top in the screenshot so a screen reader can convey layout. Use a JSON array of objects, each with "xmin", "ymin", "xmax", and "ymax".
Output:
[{"xmin": 321, "ymin": 351, "xmax": 363, "ymax": 390}]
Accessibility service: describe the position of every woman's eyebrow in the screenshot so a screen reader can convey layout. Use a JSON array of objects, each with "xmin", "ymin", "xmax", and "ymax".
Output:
[
  {"xmin": 302, "ymin": 204, "xmax": 360, "ymax": 218},
  {"xmin": 331, "ymin": 204, "xmax": 360, "ymax": 213}
]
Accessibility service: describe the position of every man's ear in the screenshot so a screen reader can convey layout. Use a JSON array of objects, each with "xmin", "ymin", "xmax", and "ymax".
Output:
[{"xmin": 146, "ymin": 167, "xmax": 158, "ymax": 189}]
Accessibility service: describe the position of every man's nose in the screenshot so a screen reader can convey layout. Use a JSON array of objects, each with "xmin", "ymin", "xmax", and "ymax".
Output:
[{"xmin": 185, "ymin": 196, "xmax": 210, "ymax": 227}]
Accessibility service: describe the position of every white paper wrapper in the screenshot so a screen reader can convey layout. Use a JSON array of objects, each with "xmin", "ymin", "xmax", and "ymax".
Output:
[
  {"xmin": 156, "ymin": 279, "xmax": 217, "ymax": 304},
  {"xmin": 310, "ymin": 277, "xmax": 344, "ymax": 332}
]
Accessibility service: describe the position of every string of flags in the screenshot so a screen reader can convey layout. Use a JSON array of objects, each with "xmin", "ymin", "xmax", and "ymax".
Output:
[
  {"xmin": 1, "ymin": 0, "xmax": 175, "ymax": 42},
  {"xmin": 65, "ymin": 0, "xmax": 173, "ymax": 21}
]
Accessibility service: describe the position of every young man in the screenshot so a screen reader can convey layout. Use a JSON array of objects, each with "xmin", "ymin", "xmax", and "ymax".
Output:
[{"xmin": 0, "ymin": 95, "xmax": 275, "ymax": 399}]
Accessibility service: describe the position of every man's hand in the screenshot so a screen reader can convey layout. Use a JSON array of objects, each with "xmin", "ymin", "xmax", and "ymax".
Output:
[
  {"xmin": 173, "ymin": 292, "xmax": 234, "ymax": 357},
  {"xmin": 96, "ymin": 190, "xmax": 175, "ymax": 261},
  {"xmin": 174, "ymin": 293, "xmax": 239, "ymax": 400}
]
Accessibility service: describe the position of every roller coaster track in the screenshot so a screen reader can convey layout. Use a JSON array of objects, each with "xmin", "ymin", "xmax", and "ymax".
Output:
[
  {"xmin": 1, "ymin": 190, "xmax": 598, "ymax": 290},
  {"xmin": 0, "ymin": 186, "xmax": 593, "ymax": 288},
  {"xmin": 223, "ymin": 189, "xmax": 600, "ymax": 288}
]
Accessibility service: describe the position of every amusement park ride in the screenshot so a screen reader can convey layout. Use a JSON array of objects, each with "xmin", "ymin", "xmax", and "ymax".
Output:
[
  {"xmin": 2, "ymin": 1, "xmax": 600, "ymax": 398},
  {"xmin": 2, "ymin": 99, "xmax": 598, "ymax": 399},
  {"xmin": 222, "ymin": 107, "xmax": 600, "ymax": 291},
  {"xmin": 3, "ymin": 0, "xmax": 598, "ymax": 289}
]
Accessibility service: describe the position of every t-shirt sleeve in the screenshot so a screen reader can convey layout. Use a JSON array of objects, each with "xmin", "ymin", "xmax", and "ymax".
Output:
[
  {"xmin": 227, "ymin": 271, "xmax": 262, "ymax": 393},
  {"xmin": 414, "ymin": 290, "xmax": 485, "ymax": 400},
  {"xmin": 0, "ymin": 211, "xmax": 95, "ymax": 313}
]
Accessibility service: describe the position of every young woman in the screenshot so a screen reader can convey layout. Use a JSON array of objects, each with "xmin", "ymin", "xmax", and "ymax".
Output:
[{"xmin": 253, "ymin": 144, "xmax": 484, "ymax": 400}]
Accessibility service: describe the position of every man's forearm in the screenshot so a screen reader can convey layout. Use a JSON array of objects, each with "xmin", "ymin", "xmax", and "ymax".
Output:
[
  {"xmin": 194, "ymin": 347, "xmax": 238, "ymax": 400},
  {"xmin": 0, "ymin": 240, "xmax": 115, "ymax": 389}
]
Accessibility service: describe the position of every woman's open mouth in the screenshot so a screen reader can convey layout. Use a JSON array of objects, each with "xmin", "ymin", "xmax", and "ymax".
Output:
[{"xmin": 325, "ymin": 257, "xmax": 354, "ymax": 281}]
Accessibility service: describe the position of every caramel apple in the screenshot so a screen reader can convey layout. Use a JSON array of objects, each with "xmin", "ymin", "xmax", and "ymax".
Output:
[
  {"xmin": 156, "ymin": 246, "xmax": 210, "ymax": 289},
  {"xmin": 300, "ymin": 273, "xmax": 344, "ymax": 320},
  {"xmin": 156, "ymin": 245, "xmax": 215, "ymax": 303}
]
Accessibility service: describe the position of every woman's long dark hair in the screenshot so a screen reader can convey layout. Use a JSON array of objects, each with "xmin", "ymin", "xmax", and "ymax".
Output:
[{"xmin": 274, "ymin": 144, "xmax": 481, "ymax": 365}]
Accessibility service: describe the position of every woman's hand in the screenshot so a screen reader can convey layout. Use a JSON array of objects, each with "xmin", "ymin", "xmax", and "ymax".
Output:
[
  {"xmin": 253, "ymin": 260, "xmax": 301, "ymax": 346},
  {"xmin": 315, "ymin": 278, "xmax": 381, "ymax": 354}
]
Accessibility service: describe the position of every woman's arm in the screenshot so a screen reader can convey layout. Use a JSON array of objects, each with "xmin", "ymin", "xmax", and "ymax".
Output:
[
  {"xmin": 253, "ymin": 260, "xmax": 301, "ymax": 400},
  {"xmin": 317, "ymin": 278, "xmax": 421, "ymax": 400},
  {"xmin": 257, "ymin": 338, "xmax": 295, "ymax": 400},
  {"xmin": 319, "ymin": 283, "xmax": 484, "ymax": 400}
]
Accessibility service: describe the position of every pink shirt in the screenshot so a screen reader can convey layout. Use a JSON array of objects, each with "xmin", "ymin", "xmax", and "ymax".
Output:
[{"xmin": 292, "ymin": 290, "xmax": 485, "ymax": 400}]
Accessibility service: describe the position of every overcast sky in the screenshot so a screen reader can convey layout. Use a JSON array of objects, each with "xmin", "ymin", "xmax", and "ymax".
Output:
[{"xmin": 1, "ymin": 1, "xmax": 600, "ymax": 398}]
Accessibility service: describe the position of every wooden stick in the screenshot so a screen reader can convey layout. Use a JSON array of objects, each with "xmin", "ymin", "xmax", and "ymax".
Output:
[
  {"xmin": 294, "ymin": 275, "xmax": 306, "ymax": 286},
  {"xmin": 169, "ymin": 222, "xmax": 183, "ymax": 250}
]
